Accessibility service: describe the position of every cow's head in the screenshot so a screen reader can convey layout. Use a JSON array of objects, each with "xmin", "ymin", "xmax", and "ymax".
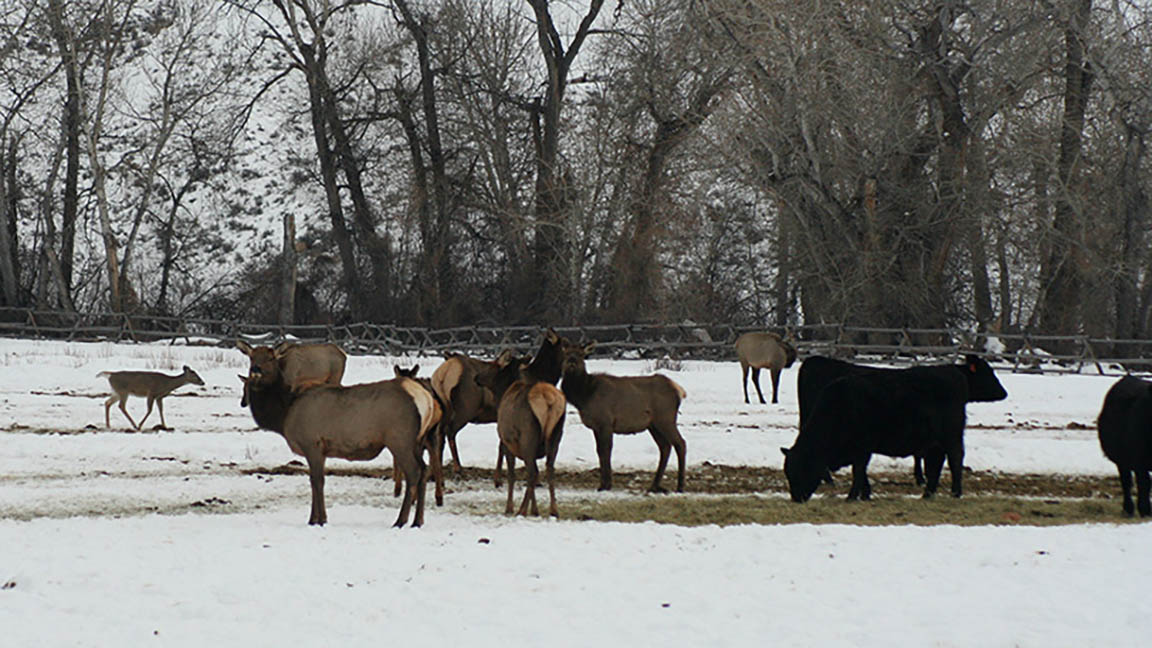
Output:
[
  {"xmin": 962, "ymin": 354, "xmax": 1008, "ymax": 402},
  {"xmin": 780, "ymin": 446, "xmax": 831, "ymax": 503}
]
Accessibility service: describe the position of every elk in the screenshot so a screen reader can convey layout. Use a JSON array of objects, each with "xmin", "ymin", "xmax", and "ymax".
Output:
[
  {"xmin": 236, "ymin": 340, "xmax": 346, "ymax": 406},
  {"xmin": 100, "ymin": 366, "xmax": 205, "ymax": 430},
  {"xmin": 393, "ymin": 364, "xmax": 447, "ymax": 506},
  {"xmin": 242, "ymin": 351, "xmax": 432, "ymax": 527},
  {"xmin": 474, "ymin": 354, "xmax": 566, "ymax": 517},
  {"xmin": 560, "ymin": 341, "xmax": 687, "ymax": 493},
  {"xmin": 734, "ymin": 331, "xmax": 797, "ymax": 404},
  {"xmin": 431, "ymin": 328, "xmax": 566, "ymax": 483}
]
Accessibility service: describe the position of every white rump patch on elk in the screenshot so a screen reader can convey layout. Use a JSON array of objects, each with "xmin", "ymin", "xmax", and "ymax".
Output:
[
  {"xmin": 527, "ymin": 383, "xmax": 566, "ymax": 441},
  {"xmin": 399, "ymin": 377, "xmax": 439, "ymax": 442}
]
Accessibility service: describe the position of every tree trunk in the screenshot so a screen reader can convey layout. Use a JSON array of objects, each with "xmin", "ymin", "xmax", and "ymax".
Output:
[
  {"xmin": 0, "ymin": 138, "xmax": 20, "ymax": 306},
  {"xmin": 1113, "ymin": 122, "xmax": 1147, "ymax": 353},
  {"xmin": 45, "ymin": 0, "xmax": 78, "ymax": 304},
  {"xmin": 1039, "ymin": 0, "xmax": 1094, "ymax": 339},
  {"xmin": 280, "ymin": 214, "xmax": 298, "ymax": 325}
]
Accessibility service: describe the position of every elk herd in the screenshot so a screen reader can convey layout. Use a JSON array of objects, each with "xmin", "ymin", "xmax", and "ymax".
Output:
[{"xmin": 96, "ymin": 329, "xmax": 1152, "ymax": 527}]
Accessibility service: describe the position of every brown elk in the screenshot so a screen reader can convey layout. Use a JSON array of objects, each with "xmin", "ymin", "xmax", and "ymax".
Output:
[
  {"xmin": 236, "ymin": 340, "xmax": 346, "ymax": 406},
  {"xmin": 734, "ymin": 331, "xmax": 797, "ymax": 404},
  {"xmin": 431, "ymin": 328, "xmax": 566, "ymax": 483},
  {"xmin": 474, "ymin": 355, "xmax": 566, "ymax": 517},
  {"xmin": 560, "ymin": 341, "xmax": 687, "ymax": 493},
  {"xmin": 100, "ymin": 366, "xmax": 205, "ymax": 430},
  {"xmin": 242, "ymin": 352, "xmax": 432, "ymax": 527},
  {"xmin": 393, "ymin": 364, "xmax": 447, "ymax": 506}
]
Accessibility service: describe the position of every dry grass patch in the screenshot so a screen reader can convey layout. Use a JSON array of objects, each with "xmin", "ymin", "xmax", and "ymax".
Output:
[{"xmin": 561, "ymin": 494, "xmax": 1143, "ymax": 527}]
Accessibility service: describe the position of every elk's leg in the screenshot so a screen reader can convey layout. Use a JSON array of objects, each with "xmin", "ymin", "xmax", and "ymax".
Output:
[
  {"xmin": 751, "ymin": 367, "xmax": 767, "ymax": 404},
  {"xmin": 306, "ymin": 453, "xmax": 327, "ymax": 526},
  {"xmin": 447, "ymin": 430, "xmax": 464, "ymax": 475},
  {"xmin": 1119, "ymin": 467, "xmax": 1135, "ymax": 516},
  {"xmin": 494, "ymin": 442, "xmax": 504, "ymax": 488},
  {"xmin": 913, "ymin": 455, "xmax": 925, "ymax": 486},
  {"xmin": 503, "ymin": 446, "xmax": 516, "ymax": 515},
  {"xmin": 392, "ymin": 448, "xmax": 425, "ymax": 528},
  {"xmin": 117, "ymin": 396, "xmax": 139, "ymax": 430},
  {"xmin": 594, "ymin": 430, "xmax": 614, "ymax": 491},
  {"xmin": 413, "ymin": 450, "xmax": 428, "ymax": 527},
  {"xmin": 520, "ymin": 459, "xmax": 539, "ymax": 516},
  {"xmin": 430, "ymin": 424, "xmax": 445, "ymax": 507},
  {"xmin": 1136, "ymin": 469, "xmax": 1151, "ymax": 517},
  {"xmin": 392, "ymin": 460, "xmax": 403, "ymax": 498},
  {"xmin": 670, "ymin": 426, "xmax": 687, "ymax": 493},
  {"xmin": 647, "ymin": 428, "xmax": 672, "ymax": 494},
  {"xmin": 769, "ymin": 368, "xmax": 782, "ymax": 404},
  {"xmin": 921, "ymin": 447, "xmax": 946, "ymax": 499},
  {"xmin": 546, "ymin": 427, "xmax": 562, "ymax": 519},
  {"xmin": 740, "ymin": 363, "xmax": 751, "ymax": 404}
]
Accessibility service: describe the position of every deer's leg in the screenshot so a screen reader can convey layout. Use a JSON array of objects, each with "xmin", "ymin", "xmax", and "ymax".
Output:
[
  {"xmin": 306, "ymin": 453, "xmax": 327, "ymax": 526},
  {"xmin": 769, "ymin": 368, "xmax": 782, "ymax": 404},
  {"xmin": 118, "ymin": 396, "xmax": 139, "ymax": 430},
  {"xmin": 138, "ymin": 396, "xmax": 155, "ymax": 430},
  {"xmin": 647, "ymin": 427, "xmax": 672, "ymax": 494},
  {"xmin": 740, "ymin": 363, "xmax": 750, "ymax": 404},
  {"xmin": 104, "ymin": 395, "xmax": 117, "ymax": 428},
  {"xmin": 156, "ymin": 397, "xmax": 168, "ymax": 429},
  {"xmin": 751, "ymin": 367, "xmax": 766, "ymax": 404},
  {"xmin": 504, "ymin": 447, "xmax": 516, "ymax": 515},
  {"xmin": 594, "ymin": 430, "xmax": 614, "ymax": 491}
]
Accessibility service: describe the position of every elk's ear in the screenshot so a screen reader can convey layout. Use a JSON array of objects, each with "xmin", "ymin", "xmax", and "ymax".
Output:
[
  {"xmin": 495, "ymin": 349, "xmax": 515, "ymax": 366},
  {"xmin": 546, "ymin": 328, "xmax": 559, "ymax": 343},
  {"xmin": 273, "ymin": 341, "xmax": 293, "ymax": 358},
  {"xmin": 236, "ymin": 340, "xmax": 253, "ymax": 355},
  {"xmin": 582, "ymin": 342, "xmax": 596, "ymax": 356},
  {"xmin": 411, "ymin": 364, "xmax": 419, "ymax": 375},
  {"xmin": 393, "ymin": 366, "xmax": 404, "ymax": 377}
]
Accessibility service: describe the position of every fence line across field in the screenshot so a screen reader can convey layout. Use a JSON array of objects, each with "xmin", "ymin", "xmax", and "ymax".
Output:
[{"xmin": 1, "ymin": 307, "xmax": 1150, "ymax": 376}]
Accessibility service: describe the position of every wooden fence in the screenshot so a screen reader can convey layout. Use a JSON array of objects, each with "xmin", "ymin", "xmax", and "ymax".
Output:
[{"xmin": 2, "ymin": 307, "xmax": 1151, "ymax": 375}]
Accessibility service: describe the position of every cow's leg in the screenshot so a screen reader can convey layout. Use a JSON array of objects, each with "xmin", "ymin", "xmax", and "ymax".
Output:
[
  {"xmin": 945, "ymin": 442, "xmax": 966, "ymax": 498},
  {"xmin": 595, "ymin": 430, "xmax": 614, "ymax": 491},
  {"xmin": 1136, "ymin": 469, "xmax": 1151, "ymax": 517},
  {"xmin": 647, "ymin": 427, "xmax": 672, "ymax": 494},
  {"xmin": 740, "ymin": 363, "xmax": 750, "ymax": 404},
  {"xmin": 913, "ymin": 455, "xmax": 925, "ymax": 486},
  {"xmin": 848, "ymin": 455, "xmax": 871, "ymax": 501},
  {"xmin": 769, "ymin": 368, "xmax": 782, "ymax": 404},
  {"xmin": 1118, "ymin": 467, "xmax": 1134, "ymax": 516},
  {"xmin": 751, "ymin": 368, "xmax": 767, "ymax": 404},
  {"xmin": 921, "ymin": 448, "xmax": 945, "ymax": 498}
]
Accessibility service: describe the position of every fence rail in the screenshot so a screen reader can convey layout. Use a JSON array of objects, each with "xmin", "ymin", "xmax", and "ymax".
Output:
[{"xmin": 2, "ymin": 307, "xmax": 1151, "ymax": 375}]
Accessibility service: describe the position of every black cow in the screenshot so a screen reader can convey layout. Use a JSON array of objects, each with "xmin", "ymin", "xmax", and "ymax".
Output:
[
  {"xmin": 1096, "ymin": 375, "xmax": 1152, "ymax": 517},
  {"xmin": 799, "ymin": 356, "xmax": 929, "ymax": 484},
  {"xmin": 782, "ymin": 354, "xmax": 1007, "ymax": 502}
]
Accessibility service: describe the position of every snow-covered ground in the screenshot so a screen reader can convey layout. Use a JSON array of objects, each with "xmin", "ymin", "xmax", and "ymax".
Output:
[{"xmin": 1, "ymin": 338, "xmax": 1148, "ymax": 646}]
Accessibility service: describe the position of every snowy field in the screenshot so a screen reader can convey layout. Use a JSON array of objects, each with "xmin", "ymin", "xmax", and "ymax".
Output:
[{"xmin": 1, "ymin": 337, "xmax": 1149, "ymax": 646}]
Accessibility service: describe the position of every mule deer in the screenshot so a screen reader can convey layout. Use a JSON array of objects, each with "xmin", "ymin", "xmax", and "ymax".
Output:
[
  {"xmin": 242, "ymin": 352, "xmax": 432, "ymax": 527},
  {"xmin": 474, "ymin": 354, "xmax": 566, "ymax": 517},
  {"xmin": 735, "ymin": 331, "xmax": 797, "ymax": 404},
  {"xmin": 236, "ymin": 340, "xmax": 346, "ymax": 406},
  {"xmin": 560, "ymin": 341, "xmax": 687, "ymax": 493},
  {"xmin": 100, "ymin": 366, "xmax": 204, "ymax": 430}
]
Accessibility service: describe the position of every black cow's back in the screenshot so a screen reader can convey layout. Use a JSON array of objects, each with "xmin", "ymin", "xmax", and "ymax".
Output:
[{"xmin": 1097, "ymin": 375, "xmax": 1152, "ymax": 469}]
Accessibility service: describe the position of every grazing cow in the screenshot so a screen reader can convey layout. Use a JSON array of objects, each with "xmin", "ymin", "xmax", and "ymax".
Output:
[
  {"xmin": 799, "ymin": 356, "xmax": 928, "ymax": 485},
  {"xmin": 735, "ymin": 332, "xmax": 797, "ymax": 404},
  {"xmin": 1096, "ymin": 376, "xmax": 1152, "ymax": 517},
  {"xmin": 782, "ymin": 354, "xmax": 1007, "ymax": 502}
]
